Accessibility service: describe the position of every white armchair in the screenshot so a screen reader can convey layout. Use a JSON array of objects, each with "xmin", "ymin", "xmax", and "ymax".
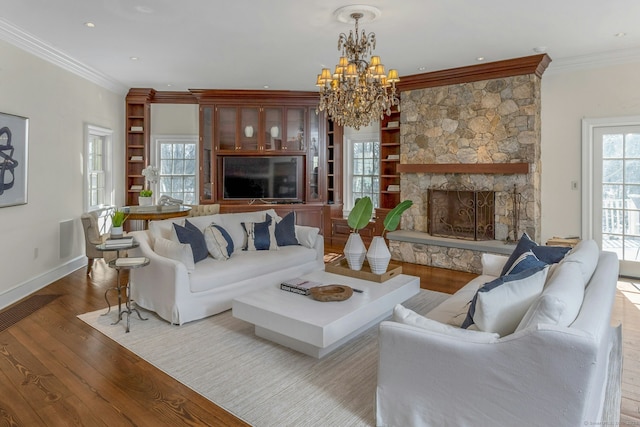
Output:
[{"xmin": 81, "ymin": 207, "xmax": 116, "ymax": 274}]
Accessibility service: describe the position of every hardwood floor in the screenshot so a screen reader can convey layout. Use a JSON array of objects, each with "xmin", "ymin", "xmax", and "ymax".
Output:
[{"xmin": 0, "ymin": 245, "xmax": 636, "ymax": 426}]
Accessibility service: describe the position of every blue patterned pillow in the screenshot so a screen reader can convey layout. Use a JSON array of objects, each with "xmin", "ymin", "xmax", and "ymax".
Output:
[
  {"xmin": 275, "ymin": 211, "xmax": 299, "ymax": 246},
  {"xmin": 173, "ymin": 220, "xmax": 209, "ymax": 263},
  {"xmin": 204, "ymin": 224, "xmax": 234, "ymax": 259},
  {"xmin": 242, "ymin": 214, "xmax": 278, "ymax": 251}
]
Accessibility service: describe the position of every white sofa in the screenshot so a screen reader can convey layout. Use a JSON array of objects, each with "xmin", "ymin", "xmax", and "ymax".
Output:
[
  {"xmin": 377, "ymin": 239, "xmax": 620, "ymax": 427},
  {"xmin": 128, "ymin": 209, "xmax": 324, "ymax": 325}
]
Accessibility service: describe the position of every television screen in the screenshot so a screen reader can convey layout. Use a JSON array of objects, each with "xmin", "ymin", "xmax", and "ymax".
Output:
[{"xmin": 222, "ymin": 156, "xmax": 302, "ymax": 200}]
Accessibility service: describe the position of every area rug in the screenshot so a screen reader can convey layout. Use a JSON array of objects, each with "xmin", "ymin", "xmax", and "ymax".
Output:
[{"xmin": 78, "ymin": 289, "xmax": 448, "ymax": 427}]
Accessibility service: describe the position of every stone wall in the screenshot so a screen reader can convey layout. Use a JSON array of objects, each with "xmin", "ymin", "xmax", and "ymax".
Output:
[{"xmin": 390, "ymin": 74, "xmax": 542, "ymax": 272}]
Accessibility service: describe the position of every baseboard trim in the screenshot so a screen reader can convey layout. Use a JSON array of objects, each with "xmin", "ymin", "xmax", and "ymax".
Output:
[{"xmin": 0, "ymin": 256, "xmax": 85, "ymax": 310}]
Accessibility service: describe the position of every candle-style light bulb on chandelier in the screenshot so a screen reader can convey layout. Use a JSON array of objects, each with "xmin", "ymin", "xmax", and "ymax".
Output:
[{"xmin": 316, "ymin": 6, "xmax": 399, "ymax": 130}]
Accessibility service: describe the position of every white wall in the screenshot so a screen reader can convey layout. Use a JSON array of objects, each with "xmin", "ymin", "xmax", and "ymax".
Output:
[
  {"xmin": 0, "ymin": 40, "xmax": 124, "ymax": 308},
  {"xmin": 541, "ymin": 61, "xmax": 640, "ymax": 243},
  {"xmin": 151, "ymin": 103, "xmax": 198, "ymax": 135}
]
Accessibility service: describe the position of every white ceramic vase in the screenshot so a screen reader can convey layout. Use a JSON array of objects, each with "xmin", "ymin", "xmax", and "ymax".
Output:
[
  {"xmin": 270, "ymin": 126, "xmax": 279, "ymax": 138},
  {"xmin": 244, "ymin": 125, "xmax": 254, "ymax": 138},
  {"xmin": 344, "ymin": 233, "xmax": 366, "ymax": 271},
  {"xmin": 138, "ymin": 196, "xmax": 152, "ymax": 206},
  {"xmin": 367, "ymin": 236, "xmax": 392, "ymax": 274},
  {"xmin": 111, "ymin": 225, "xmax": 123, "ymax": 238}
]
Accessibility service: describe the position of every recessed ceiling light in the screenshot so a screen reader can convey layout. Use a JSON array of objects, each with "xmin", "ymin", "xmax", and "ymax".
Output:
[
  {"xmin": 129, "ymin": 56, "xmax": 139, "ymax": 61},
  {"xmin": 167, "ymin": 84, "xmax": 172, "ymax": 87},
  {"xmin": 615, "ymin": 32, "xmax": 627, "ymax": 37},
  {"xmin": 533, "ymin": 46, "xmax": 547, "ymax": 53},
  {"xmin": 476, "ymin": 57, "xmax": 485, "ymax": 61},
  {"xmin": 84, "ymin": 22, "xmax": 95, "ymax": 28},
  {"xmin": 263, "ymin": 85, "xmax": 270, "ymax": 89},
  {"xmin": 417, "ymin": 66, "xmax": 426, "ymax": 71}
]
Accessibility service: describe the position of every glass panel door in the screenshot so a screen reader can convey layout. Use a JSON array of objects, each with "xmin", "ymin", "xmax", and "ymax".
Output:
[
  {"xmin": 240, "ymin": 107, "xmax": 260, "ymax": 150},
  {"xmin": 264, "ymin": 108, "xmax": 283, "ymax": 151},
  {"xmin": 596, "ymin": 125, "xmax": 640, "ymax": 276},
  {"xmin": 284, "ymin": 107, "xmax": 305, "ymax": 151},
  {"xmin": 217, "ymin": 107, "xmax": 237, "ymax": 151}
]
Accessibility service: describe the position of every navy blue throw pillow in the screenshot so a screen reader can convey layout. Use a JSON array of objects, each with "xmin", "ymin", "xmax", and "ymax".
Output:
[
  {"xmin": 275, "ymin": 211, "xmax": 299, "ymax": 246},
  {"xmin": 174, "ymin": 220, "xmax": 209, "ymax": 263},
  {"xmin": 500, "ymin": 233, "xmax": 538, "ymax": 276},
  {"xmin": 531, "ymin": 245, "xmax": 571, "ymax": 264}
]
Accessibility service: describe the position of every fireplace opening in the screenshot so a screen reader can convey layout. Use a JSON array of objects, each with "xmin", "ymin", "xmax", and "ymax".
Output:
[{"xmin": 428, "ymin": 189, "xmax": 495, "ymax": 241}]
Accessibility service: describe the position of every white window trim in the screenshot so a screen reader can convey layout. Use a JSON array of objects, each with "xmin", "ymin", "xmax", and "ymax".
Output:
[
  {"xmin": 84, "ymin": 123, "xmax": 113, "ymax": 212},
  {"xmin": 151, "ymin": 134, "xmax": 199, "ymax": 200}
]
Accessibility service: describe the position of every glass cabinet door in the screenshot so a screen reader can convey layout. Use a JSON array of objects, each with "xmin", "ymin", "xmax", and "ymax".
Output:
[
  {"xmin": 264, "ymin": 107, "xmax": 283, "ymax": 151},
  {"xmin": 201, "ymin": 106, "xmax": 213, "ymax": 200},
  {"xmin": 308, "ymin": 110, "xmax": 321, "ymax": 201},
  {"xmin": 284, "ymin": 107, "xmax": 305, "ymax": 151},
  {"xmin": 240, "ymin": 107, "xmax": 260, "ymax": 150},
  {"xmin": 217, "ymin": 107, "xmax": 237, "ymax": 151}
]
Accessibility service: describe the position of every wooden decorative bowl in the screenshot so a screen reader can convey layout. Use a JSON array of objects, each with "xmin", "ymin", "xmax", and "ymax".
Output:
[{"xmin": 310, "ymin": 285, "xmax": 353, "ymax": 302}]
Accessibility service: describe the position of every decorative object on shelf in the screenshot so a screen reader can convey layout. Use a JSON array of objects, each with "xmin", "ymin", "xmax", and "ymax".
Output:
[
  {"xmin": 141, "ymin": 165, "xmax": 159, "ymax": 204},
  {"xmin": 244, "ymin": 125, "xmax": 254, "ymax": 138},
  {"xmin": 316, "ymin": 5, "xmax": 399, "ymax": 130},
  {"xmin": 270, "ymin": 126, "xmax": 279, "ymax": 138},
  {"xmin": 367, "ymin": 200, "xmax": 413, "ymax": 274},
  {"xmin": 138, "ymin": 189, "xmax": 152, "ymax": 206},
  {"xmin": 110, "ymin": 209, "xmax": 129, "ymax": 238},
  {"xmin": 0, "ymin": 112, "xmax": 28, "ymax": 207},
  {"xmin": 344, "ymin": 196, "xmax": 373, "ymax": 270}
]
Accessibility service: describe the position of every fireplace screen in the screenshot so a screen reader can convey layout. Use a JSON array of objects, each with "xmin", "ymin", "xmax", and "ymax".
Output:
[{"xmin": 428, "ymin": 189, "xmax": 495, "ymax": 241}]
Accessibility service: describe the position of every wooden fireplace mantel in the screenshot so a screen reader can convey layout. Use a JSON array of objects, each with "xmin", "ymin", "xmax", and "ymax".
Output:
[{"xmin": 396, "ymin": 163, "xmax": 529, "ymax": 174}]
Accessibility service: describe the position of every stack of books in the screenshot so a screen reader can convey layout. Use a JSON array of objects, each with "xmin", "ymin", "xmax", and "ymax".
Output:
[
  {"xmin": 280, "ymin": 278, "xmax": 321, "ymax": 296},
  {"xmin": 115, "ymin": 257, "xmax": 147, "ymax": 267},
  {"xmin": 104, "ymin": 237, "xmax": 134, "ymax": 248}
]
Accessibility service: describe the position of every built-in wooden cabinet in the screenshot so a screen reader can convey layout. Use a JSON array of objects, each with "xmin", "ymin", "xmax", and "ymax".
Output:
[
  {"xmin": 125, "ymin": 89, "xmax": 154, "ymax": 206},
  {"xmin": 379, "ymin": 106, "xmax": 401, "ymax": 209}
]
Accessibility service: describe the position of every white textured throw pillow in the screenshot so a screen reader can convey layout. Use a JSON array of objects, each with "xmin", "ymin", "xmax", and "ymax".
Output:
[
  {"xmin": 393, "ymin": 305, "xmax": 499, "ymax": 343},
  {"xmin": 560, "ymin": 239, "xmax": 599, "ymax": 286},
  {"xmin": 154, "ymin": 237, "xmax": 195, "ymax": 273},
  {"xmin": 472, "ymin": 266, "xmax": 549, "ymax": 336},
  {"xmin": 516, "ymin": 261, "xmax": 584, "ymax": 331},
  {"xmin": 295, "ymin": 225, "xmax": 319, "ymax": 249}
]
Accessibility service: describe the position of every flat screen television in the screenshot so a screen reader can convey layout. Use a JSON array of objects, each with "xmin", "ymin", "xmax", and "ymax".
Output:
[{"xmin": 222, "ymin": 156, "xmax": 303, "ymax": 201}]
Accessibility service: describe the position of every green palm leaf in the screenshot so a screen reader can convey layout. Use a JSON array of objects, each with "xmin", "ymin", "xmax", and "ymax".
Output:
[
  {"xmin": 382, "ymin": 200, "xmax": 413, "ymax": 235},
  {"xmin": 347, "ymin": 196, "xmax": 373, "ymax": 232}
]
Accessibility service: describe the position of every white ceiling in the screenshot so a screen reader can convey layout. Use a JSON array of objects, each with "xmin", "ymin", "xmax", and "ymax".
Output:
[{"xmin": 1, "ymin": 0, "xmax": 639, "ymax": 94}]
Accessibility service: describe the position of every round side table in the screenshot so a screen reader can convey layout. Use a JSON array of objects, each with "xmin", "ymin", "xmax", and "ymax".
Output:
[{"xmin": 103, "ymin": 257, "xmax": 150, "ymax": 332}]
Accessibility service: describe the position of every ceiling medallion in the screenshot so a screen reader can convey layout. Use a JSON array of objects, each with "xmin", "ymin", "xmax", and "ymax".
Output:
[{"xmin": 316, "ymin": 6, "xmax": 399, "ymax": 130}]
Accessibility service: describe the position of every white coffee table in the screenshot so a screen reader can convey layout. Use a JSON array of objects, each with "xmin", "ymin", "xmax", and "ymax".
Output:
[{"xmin": 232, "ymin": 269, "xmax": 420, "ymax": 358}]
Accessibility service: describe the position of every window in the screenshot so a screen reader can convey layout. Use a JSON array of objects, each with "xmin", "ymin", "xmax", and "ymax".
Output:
[
  {"xmin": 154, "ymin": 136, "xmax": 198, "ymax": 204},
  {"xmin": 344, "ymin": 124, "xmax": 380, "ymax": 212},
  {"xmin": 84, "ymin": 124, "xmax": 113, "ymax": 211}
]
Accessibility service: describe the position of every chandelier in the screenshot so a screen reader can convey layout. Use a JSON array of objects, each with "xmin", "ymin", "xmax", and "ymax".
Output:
[{"xmin": 316, "ymin": 8, "xmax": 399, "ymax": 130}]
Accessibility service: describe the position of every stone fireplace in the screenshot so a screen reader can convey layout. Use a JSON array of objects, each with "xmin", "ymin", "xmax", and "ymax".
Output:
[{"xmin": 386, "ymin": 55, "xmax": 550, "ymax": 274}]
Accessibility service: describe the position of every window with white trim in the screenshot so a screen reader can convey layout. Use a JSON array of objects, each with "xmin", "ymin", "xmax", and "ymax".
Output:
[
  {"xmin": 344, "ymin": 124, "xmax": 380, "ymax": 212},
  {"xmin": 84, "ymin": 124, "xmax": 113, "ymax": 211},
  {"xmin": 154, "ymin": 136, "xmax": 198, "ymax": 204}
]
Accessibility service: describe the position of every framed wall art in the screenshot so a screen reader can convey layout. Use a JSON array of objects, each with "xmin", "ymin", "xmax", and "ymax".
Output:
[{"xmin": 0, "ymin": 112, "xmax": 29, "ymax": 207}]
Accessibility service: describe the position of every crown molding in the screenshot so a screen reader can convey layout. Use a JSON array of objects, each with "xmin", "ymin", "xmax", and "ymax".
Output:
[
  {"xmin": 0, "ymin": 18, "xmax": 127, "ymax": 95},
  {"xmin": 546, "ymin": 47, "xmax": 640, "ymax": 74}
]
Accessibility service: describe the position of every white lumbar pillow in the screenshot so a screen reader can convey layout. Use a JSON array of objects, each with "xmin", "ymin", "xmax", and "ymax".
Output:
[
  {"xmin": 393, "ymin": 304, "xmax": 500, "ymax": 343},
  {"xmin": 462, "ymin": 265, "xmax": 549, "ymax": 336}
]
